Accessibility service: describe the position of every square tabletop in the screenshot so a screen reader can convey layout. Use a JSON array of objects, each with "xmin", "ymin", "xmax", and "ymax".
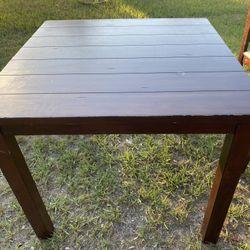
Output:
[{"xmin": 0, "ymin": 18, "xmax": 250, "ymax": 130}]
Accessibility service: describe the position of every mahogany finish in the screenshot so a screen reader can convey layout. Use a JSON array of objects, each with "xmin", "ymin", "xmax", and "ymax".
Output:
[
  {"xmin": 0, "ymin": 18, "xmax": 249, "ymax": 243},
  {"xmin": 201, "ymin": 125, "xmax": 250, "ymax": 243},
  {"xmin": 0, "ymin": 132, "xmax": 54, "ymax": 238}
]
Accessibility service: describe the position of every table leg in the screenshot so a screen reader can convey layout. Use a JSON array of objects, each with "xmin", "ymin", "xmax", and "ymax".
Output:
[
  {"xmin": 201, "ymin": 125, "xmax": 250, "ymax": 243},
  {"xmin": 0, "ymin": 132, "xmax": 54, "ymax": 239}
]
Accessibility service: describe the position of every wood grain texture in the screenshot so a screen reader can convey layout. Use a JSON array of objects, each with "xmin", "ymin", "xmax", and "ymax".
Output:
[
  {"xmin": 24, "ymin": 34, "xmax": 224, "ymax": 48},
  {"xmin": 33, "ymin": 25, "xmax": 216, "ymax": 37},
  {"xmin": 42, "ymin": 18, "xmax": 210, "ymax": 27},
  {"xmin": 13, "ymin": 44, "xmax": 233, "ymax": 60},
  {"xmin": 0, "ymin": 18, "xmax": 249, "ymax": 125},
  {"xmin": 0, "ymin": 72, "xmax": 249, "ymax": 94},
  {"xmin": 0, "ymin": 132, "xmax": 54, "ymax": 238},
  {"xmin": 201, "ymin": 125, "xmax": 250, "ymax": 243},
  {"xmin": 0, "ymin": 57, "xmax": 243, "ymax": 75},
  {"xmin": 0, "ymin": 91, "xmax": 250, "ymax": 119}
]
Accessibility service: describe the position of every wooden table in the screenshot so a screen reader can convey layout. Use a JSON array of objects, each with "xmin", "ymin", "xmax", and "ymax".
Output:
[{"xmin": 0, "ymin": 18, "xmax": 249, "ymax": 244}]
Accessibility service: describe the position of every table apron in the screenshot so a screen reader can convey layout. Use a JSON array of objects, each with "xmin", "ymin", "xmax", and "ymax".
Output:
[{"xmin": 0, "ymin": 118, "xmax": 244, "ymax": 135}]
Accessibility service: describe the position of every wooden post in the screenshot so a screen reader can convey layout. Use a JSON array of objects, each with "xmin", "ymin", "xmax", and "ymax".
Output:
[
  {"xmin": 201, "ymin": 125, "xmax": 250, "ymax": 243},
  {"xmin": 238, "ymin": 7, "xmax": 250, "ymax": 65},
  {"xmin": 0, "ymin": 131, "xmax": 54, "ymax": 239}
]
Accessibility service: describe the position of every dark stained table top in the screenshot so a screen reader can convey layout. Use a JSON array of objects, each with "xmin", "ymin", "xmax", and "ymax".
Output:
[{"xmin": 0, "ymin": 18, "xmax": 250, "ymax": 127}]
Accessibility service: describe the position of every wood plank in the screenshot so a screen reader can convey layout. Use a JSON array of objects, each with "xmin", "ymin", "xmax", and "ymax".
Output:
[
  {"xmin": 33, "ymin": 26, "xmax": 216, "ymax": 37},
  {"xmin": 0, "ymin": 91, "xmax": 250, "ymax": 119},
  {"xmin": 24, "ymin": 34, "xmax": 224, "ymax": 48},
  {"xmin": 1, "ymin": 57, "xmax": 243, "ymax": 75},
  {"xmin": 0, "ymin": 72, "xmax": 249, "ymax": 94},
  {"xmin": 42, "ymin": 18, "xmax": 210, "ymax": 27},
  {"xmin": 13, "ymin": 45, "xmax": 232, "ymax": 60}
]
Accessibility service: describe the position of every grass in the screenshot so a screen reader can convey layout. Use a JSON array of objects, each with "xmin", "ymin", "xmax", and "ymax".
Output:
[{"xmin": 0, "ymin": 0, "xmax": 250, "ymax": 249}]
